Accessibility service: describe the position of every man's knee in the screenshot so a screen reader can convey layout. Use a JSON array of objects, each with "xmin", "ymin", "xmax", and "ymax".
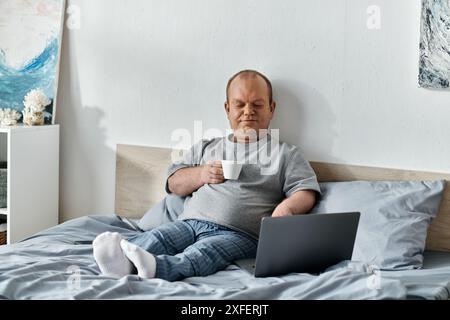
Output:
[{"xmin": 185, "ymin": 244, "xmax": 231, "ymax": 275}]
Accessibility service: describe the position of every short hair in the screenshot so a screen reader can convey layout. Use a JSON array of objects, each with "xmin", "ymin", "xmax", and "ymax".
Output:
[{"xmin": 226, "ymin": 69, "xmax": 273, "ymax": 104}]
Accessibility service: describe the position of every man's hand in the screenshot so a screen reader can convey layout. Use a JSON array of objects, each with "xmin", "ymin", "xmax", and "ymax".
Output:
[
  {"xmin": 167, "ymin": 161, "xmax": 225, "ymax": 197},
  {"xmin": 200, "ymin": 160, "xmax": 225, "ymax": 185}
]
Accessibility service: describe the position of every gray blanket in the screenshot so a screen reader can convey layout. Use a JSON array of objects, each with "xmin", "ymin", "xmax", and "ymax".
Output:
[{"xmin": 0, "ymin": 215, "xmax": 448, "ymax": 300}]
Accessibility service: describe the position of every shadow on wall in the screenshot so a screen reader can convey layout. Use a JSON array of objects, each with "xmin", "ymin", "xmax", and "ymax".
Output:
[
  {"xmin": 270, "ymin": 79, "xmax": 342, "ymax": 163},
  {"xmin": 56, "ymin": 22, "xmax": 113, "ymax": 223}
]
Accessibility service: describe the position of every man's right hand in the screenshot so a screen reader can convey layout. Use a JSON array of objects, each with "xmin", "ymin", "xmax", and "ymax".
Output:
[
  {"xmin": 167, "ymin": 161, "xmax": 225, "ymax": 196},
  {"xmin": 200, "ymin": 160, "xmax": 225, "ymax": 185}
]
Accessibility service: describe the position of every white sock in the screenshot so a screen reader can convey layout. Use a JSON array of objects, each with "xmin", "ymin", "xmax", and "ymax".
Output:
[
  {"xmin": 93, "ymin": 232, "xmax": 133, "ymax": 278},
  {"xmin": 120, "ymin": 239, "xmax": 157, "ymax": 279}
]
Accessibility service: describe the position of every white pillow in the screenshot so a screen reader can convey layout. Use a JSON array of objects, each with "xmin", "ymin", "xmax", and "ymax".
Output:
[{"xmin": 310, "ymin": 180, "xmax": 446, "ymax": 270}]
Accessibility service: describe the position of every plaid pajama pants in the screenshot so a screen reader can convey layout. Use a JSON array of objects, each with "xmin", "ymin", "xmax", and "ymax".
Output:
[{"xmin": 127, "ymin": 219, "xmax": 258, "ymax": 281}]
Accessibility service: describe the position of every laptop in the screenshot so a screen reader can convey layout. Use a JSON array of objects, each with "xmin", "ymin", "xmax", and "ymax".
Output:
[{"xmin": 237, "ymin": 212, "xmax": 360, "ymax": 277}]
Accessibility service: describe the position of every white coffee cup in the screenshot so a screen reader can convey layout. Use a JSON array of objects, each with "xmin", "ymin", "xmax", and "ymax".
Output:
[{"xmin": 221, "ymin": 160, "xmax": 243, "ymax": 180}]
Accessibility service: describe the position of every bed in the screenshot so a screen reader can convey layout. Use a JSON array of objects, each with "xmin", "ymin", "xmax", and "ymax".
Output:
[{"xmin": 0, "ymin": 144, "xmax": 449, "ymax": 300}]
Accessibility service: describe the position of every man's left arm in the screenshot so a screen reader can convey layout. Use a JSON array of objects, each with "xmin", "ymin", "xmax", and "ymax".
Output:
[{"xmin": 272, "ymin": 190, "xmax": 317, "ymax": 217}]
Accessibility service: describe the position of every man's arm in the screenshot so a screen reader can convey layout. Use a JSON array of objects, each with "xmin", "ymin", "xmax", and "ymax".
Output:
[
  {"xmin": 271, "ymin": 190, "xmax": 317, "ymax": 217},
  {"xmin": 167, "ymin": 160, "xmax": 224, "ymax": 197}
]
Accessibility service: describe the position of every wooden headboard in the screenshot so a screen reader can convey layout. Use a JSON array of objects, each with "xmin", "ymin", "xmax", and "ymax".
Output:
[{"xmin": 115, "ymin": 144, "xmax": 450, "ymax": 252}]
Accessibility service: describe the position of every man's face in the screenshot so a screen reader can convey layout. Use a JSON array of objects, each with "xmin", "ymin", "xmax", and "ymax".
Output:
[{"xmin": 224, "ymin": 75, "xmax": 276, "ymax": 140}]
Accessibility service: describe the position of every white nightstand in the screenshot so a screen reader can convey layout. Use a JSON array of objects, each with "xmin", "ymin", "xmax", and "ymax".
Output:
[{"xmin": 0, "ymin": 124, "xmax": 59, "ymax": 244}]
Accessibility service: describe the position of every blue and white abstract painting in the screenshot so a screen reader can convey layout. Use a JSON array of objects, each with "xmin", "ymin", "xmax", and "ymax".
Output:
[
  {"xmin": 419, "ymin": 0, "xmax": 450, "ymax": 89},
  {"xmin": 0, "ymin": 0, "xmax": 65, "ymax": 123}
]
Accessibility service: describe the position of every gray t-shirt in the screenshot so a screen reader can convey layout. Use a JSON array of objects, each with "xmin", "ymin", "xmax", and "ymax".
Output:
[{"xmin": 166, "ymin": 134, "xmax": 321, "ymax": 239}]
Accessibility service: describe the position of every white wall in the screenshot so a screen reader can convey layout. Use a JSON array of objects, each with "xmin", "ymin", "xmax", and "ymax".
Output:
[{"xmin": 57, "ymin": 0, "xmax": 450, "ymax": 222}]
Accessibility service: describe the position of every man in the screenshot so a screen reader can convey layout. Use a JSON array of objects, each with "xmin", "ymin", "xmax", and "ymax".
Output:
[{"xmin": 93, "ymin": 70, "xmax": 321, "ymax": 281}]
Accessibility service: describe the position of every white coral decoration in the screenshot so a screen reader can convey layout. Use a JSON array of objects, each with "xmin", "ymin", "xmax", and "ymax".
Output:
[
  {"xmin": 0, "ymin": 108, "xmax": 21, "ymax": 126},
  {"xmin": 23, "ymin": 88, "xmax": 50, "ymax": 112}
]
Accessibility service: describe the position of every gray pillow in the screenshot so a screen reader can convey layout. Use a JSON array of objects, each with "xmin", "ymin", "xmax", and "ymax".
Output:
[
  {"xmin": 310, "ymin": 180, "xmax": 446, "ymax": 270},
  {"xmin": 138, "ymin": 194, "xmax": 187, "ymax": 231}
]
